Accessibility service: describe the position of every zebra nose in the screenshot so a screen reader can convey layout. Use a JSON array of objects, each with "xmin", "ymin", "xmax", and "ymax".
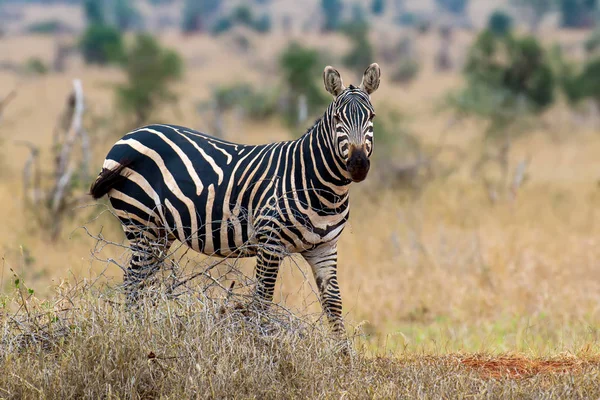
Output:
[{"xmin": 346, "ymin": 147, "xmax": 370, "ymax": 182}]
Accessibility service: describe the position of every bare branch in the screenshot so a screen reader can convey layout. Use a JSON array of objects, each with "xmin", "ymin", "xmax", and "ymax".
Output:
[{"xmin": 0, "ymin": 90, "xmax": 17, "ymax": 123}]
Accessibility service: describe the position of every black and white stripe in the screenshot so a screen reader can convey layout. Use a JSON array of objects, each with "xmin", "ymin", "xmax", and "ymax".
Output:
[{"xmin": 90, "ymin": 64, "xmax": 381, "ymax": 333}]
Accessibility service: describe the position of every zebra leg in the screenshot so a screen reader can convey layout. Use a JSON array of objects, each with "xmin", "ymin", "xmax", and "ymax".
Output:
[
  {"xmin": 123, "ymin": 225, "xmax": 171, "ymax": 305},
  {"xmin": 302, "ymin": 243, "xmax": 346, "ymax": 335},
  {"xmin": 253, "ymin": 241, "xmax": 284, "ymax": 305}
]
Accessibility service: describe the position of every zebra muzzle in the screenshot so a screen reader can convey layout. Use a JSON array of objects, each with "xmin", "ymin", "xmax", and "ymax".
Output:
[{"xmin": 346, "ymin": 148, "xmax": 370, "ymax": 183}]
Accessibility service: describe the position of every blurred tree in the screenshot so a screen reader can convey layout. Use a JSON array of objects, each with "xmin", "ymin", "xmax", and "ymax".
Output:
[
  {"xmin": 253, "ymin": 14, "xmax": 272, "ymax": 33},
  {"xmin": 230, "ymin": 5, "xmax": 272, "ymax": 33},
  {"xmin": 435, "ymin": 25, "xmax": 453, "ymax": 71},
  {"xmin": 449, "ymin": 30, "xmax": 555, "ymax": 201},
  {"xmin": 341, "ymin": 5, "xmax": 374, "ymax": 76},
  {"xmin": 211, "ymin": 17, "xmax": 234, "ymax": 35},
  {"xmin": 559, "ymin": 0, "xmax": 597, "ymax": 28},
  {"xmin": 488, "ymin": 10, "xmax": 513, "ymax": 36},
  {"xmin": 24, "ymin": 57, "xmax": 48, "ymax": 75},
  {"xmin": 555, "ymin": 45, "xmax": 600, "ymax": 108},
  {"xmin": 584, "ymin": 29, "xmax": 600, "ymax": 53},
  {"xmin": 371, "ymin": 0, "xmax": 386, "ymax": 15},
  {"xmin": 511, "ymin": 0, "xmax": 553, "ymax": 33},
  {"xmin": 232, "ymin": 4, "xmax": 253, "ymax": 26},
  {"xmin": 114, "ymin": 0, "xmax": 140, "ymax": 31},
  {"xmin": 321, "ymin": 0, "xmax": 343, "ymax": 31},
  {"xmin": 182, "ymin": 0, "xmax": 221, "ymax": 33},
  {"xmin": 391, "ymin": 59, "xmax": 420, "ymax": 83},
  {"xmin": 198, "ymin": 83, "xmax": 278, "ymax": 137},
  {"xmin": 210, "ymin": 6, "xmax": 272, "ymax": 35},
  {"xmin": 435, "ymin": 0, "xmax": 468, "ymax": 15},
  {"xmin": 279, "ymin": 42, "xmax": 327, "ymax": 126},
  {"xmin": 27, "ymin": 20, "xmax": 64, "ymax": 34},
  {"xmin": 83, "ymin": 0, "xmax": 105, "ymax": 25},
  {"xmin": 80, "ymin": 24, "xmax": 124, "ymax": 65},
  {"xmin": 117, "ymin": 34, "xmax": 183, "ymax": 126}
]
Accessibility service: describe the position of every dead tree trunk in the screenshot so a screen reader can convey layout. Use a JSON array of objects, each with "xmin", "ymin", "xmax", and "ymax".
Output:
[{"xmin": 19, "ymin": 80, "xmax": 88, "ymax": 241}]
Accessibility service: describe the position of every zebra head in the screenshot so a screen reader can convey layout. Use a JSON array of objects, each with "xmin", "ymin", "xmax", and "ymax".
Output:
[{"xmin": 323, "ymin": 63, "xmax": 380, "ymax": 183}]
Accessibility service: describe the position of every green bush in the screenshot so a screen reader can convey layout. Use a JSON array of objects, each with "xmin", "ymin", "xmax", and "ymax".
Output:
[
  {"xmin": 80, "ymin": 24, "xmax": 124, "ymax": 65},
  {"xmin": 216, "ymin": 5, "xmax": 272, "ymax": 34},
  {"xmin": 392, "ymin": 59, "xmax": 420, "ymax": 83},
  {"xmin": 559, "ymin": 55, "xmax": 600, "ymax": 106},
  {"xmin": 341, "ymin": 20, "xmax": 374, "ymax": 76},
  {"xmin": 24, "ymin": 57, "xmax": 48, "ymax": 75},
  {"xmin": 462, "ymin": 31, "xmax": 554, "ymax": 113},
  {"xmin": 206, "ymin": 83, "xmax": 278, "ymax": 120},
  {"xmin": 279, "ymin": 42, "xmax": 328, "ymax": 125},
  {"xmin": 584, "ymin": 30, "xmax": 600, "ymax": 53},
  {"xmin": 27, "ymin": 20, "xmax": 63, "ymax": 34},
  {"xmin": 116, "ymin": 34, "xmax": 183, "ymax": 125}
]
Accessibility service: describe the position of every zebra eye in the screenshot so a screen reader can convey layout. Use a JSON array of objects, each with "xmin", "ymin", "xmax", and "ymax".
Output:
[{"xmin": 369, "ymin": 113, "xmax": 376, "ymax": 121}]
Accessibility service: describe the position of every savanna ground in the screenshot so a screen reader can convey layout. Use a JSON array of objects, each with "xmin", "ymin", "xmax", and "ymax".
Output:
[{"xmin": 2, "ymin": 3, "xmax": 600, "ymax": 398}]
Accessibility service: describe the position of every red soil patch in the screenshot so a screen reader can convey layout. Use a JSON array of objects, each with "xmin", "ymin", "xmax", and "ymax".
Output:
[{"xmin": 459, "ymin": 354, "xmax": 599, "ymax": 379}]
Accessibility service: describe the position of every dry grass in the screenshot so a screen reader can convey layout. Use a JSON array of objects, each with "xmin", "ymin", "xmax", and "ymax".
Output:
[
  {"xmin": 2, "ymin": 281, "xmax": 600, "ymax": 399},
  {"xmin": 1, "ymin": 18, "xmax": 600, "ymax": 396}
]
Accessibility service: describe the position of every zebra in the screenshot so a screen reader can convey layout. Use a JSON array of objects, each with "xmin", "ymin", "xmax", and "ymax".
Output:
[{"xmin": 90, "ymin": 63, "xmax": 381, "ymax": 335}]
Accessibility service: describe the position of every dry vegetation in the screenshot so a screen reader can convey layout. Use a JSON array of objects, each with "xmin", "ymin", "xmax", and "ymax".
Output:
[{"xmin": 1, "ymin": 1, "xmax": 600, "ymax": 397}]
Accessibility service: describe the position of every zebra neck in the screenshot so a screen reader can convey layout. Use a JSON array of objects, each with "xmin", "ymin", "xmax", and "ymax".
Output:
[{"xmin": 294, "ymin": 117, "xmax": 352, "ymax": 203}]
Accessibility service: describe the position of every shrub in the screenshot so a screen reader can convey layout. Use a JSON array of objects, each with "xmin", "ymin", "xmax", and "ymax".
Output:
[
  {"xmin": 448, "ymin": 30, "xmax": 555, "ymax": 200},
  {"xmin": 558, "ymin": 54, "xmax": 600, "ymax": 107},
  {"xmin": 341, "ymin": 20, "xmax": 374, "ymax": 76},
  {"xmin": 27, "ymin": 20, "xmax": 63, "ymax": 34},
  {"xmin": 279, "ymin": 42, "xmax": 328, "ymax": 125},
  {"xmin": 462, "ymin": 31, "xmax": 554, "ymax": 112},
  {"xmin": 79, "ymin": 24, "xmax": 124, "ymax": 65},
  {"xmin": 224, "ymin": 5, "xmax": 272, "ymax": 34},
  {"xmin": 392, "ymin": 59, "xmax": 420, "ymax": 83},
  {"xmin": 584, "ymin": 29, "xmax": 600, "ymax": 54},
  {"xmin": 24, "ymin": 57, "xmax": 48, "ymax": 75},
  {"xmin": 200, "ymin": 83, "xmax": 278, "ymax": 132},
  {"xmin": 116, "ymin": 34, "xmax": 183, "ymax": 125}
]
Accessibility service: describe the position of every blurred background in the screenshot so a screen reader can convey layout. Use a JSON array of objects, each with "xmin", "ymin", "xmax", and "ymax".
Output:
[{"xmin": 1, "ymin": 0, "xmax": 600, "ymax": 353}]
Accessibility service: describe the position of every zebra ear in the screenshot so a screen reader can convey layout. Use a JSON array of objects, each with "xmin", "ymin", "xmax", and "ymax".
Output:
[
  {"xmin": 323, "ymin": 66, "xmax": 345, "ymax": 97},
  {"xmin": 359, "ymin": 63, "xmax": 381, "ymax": 95}
]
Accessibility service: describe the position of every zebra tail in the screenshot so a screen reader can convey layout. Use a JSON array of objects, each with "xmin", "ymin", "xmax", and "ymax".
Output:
[{"xmin": 89, "ymin": 160, "xmax": 131, "ymax": 200}]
